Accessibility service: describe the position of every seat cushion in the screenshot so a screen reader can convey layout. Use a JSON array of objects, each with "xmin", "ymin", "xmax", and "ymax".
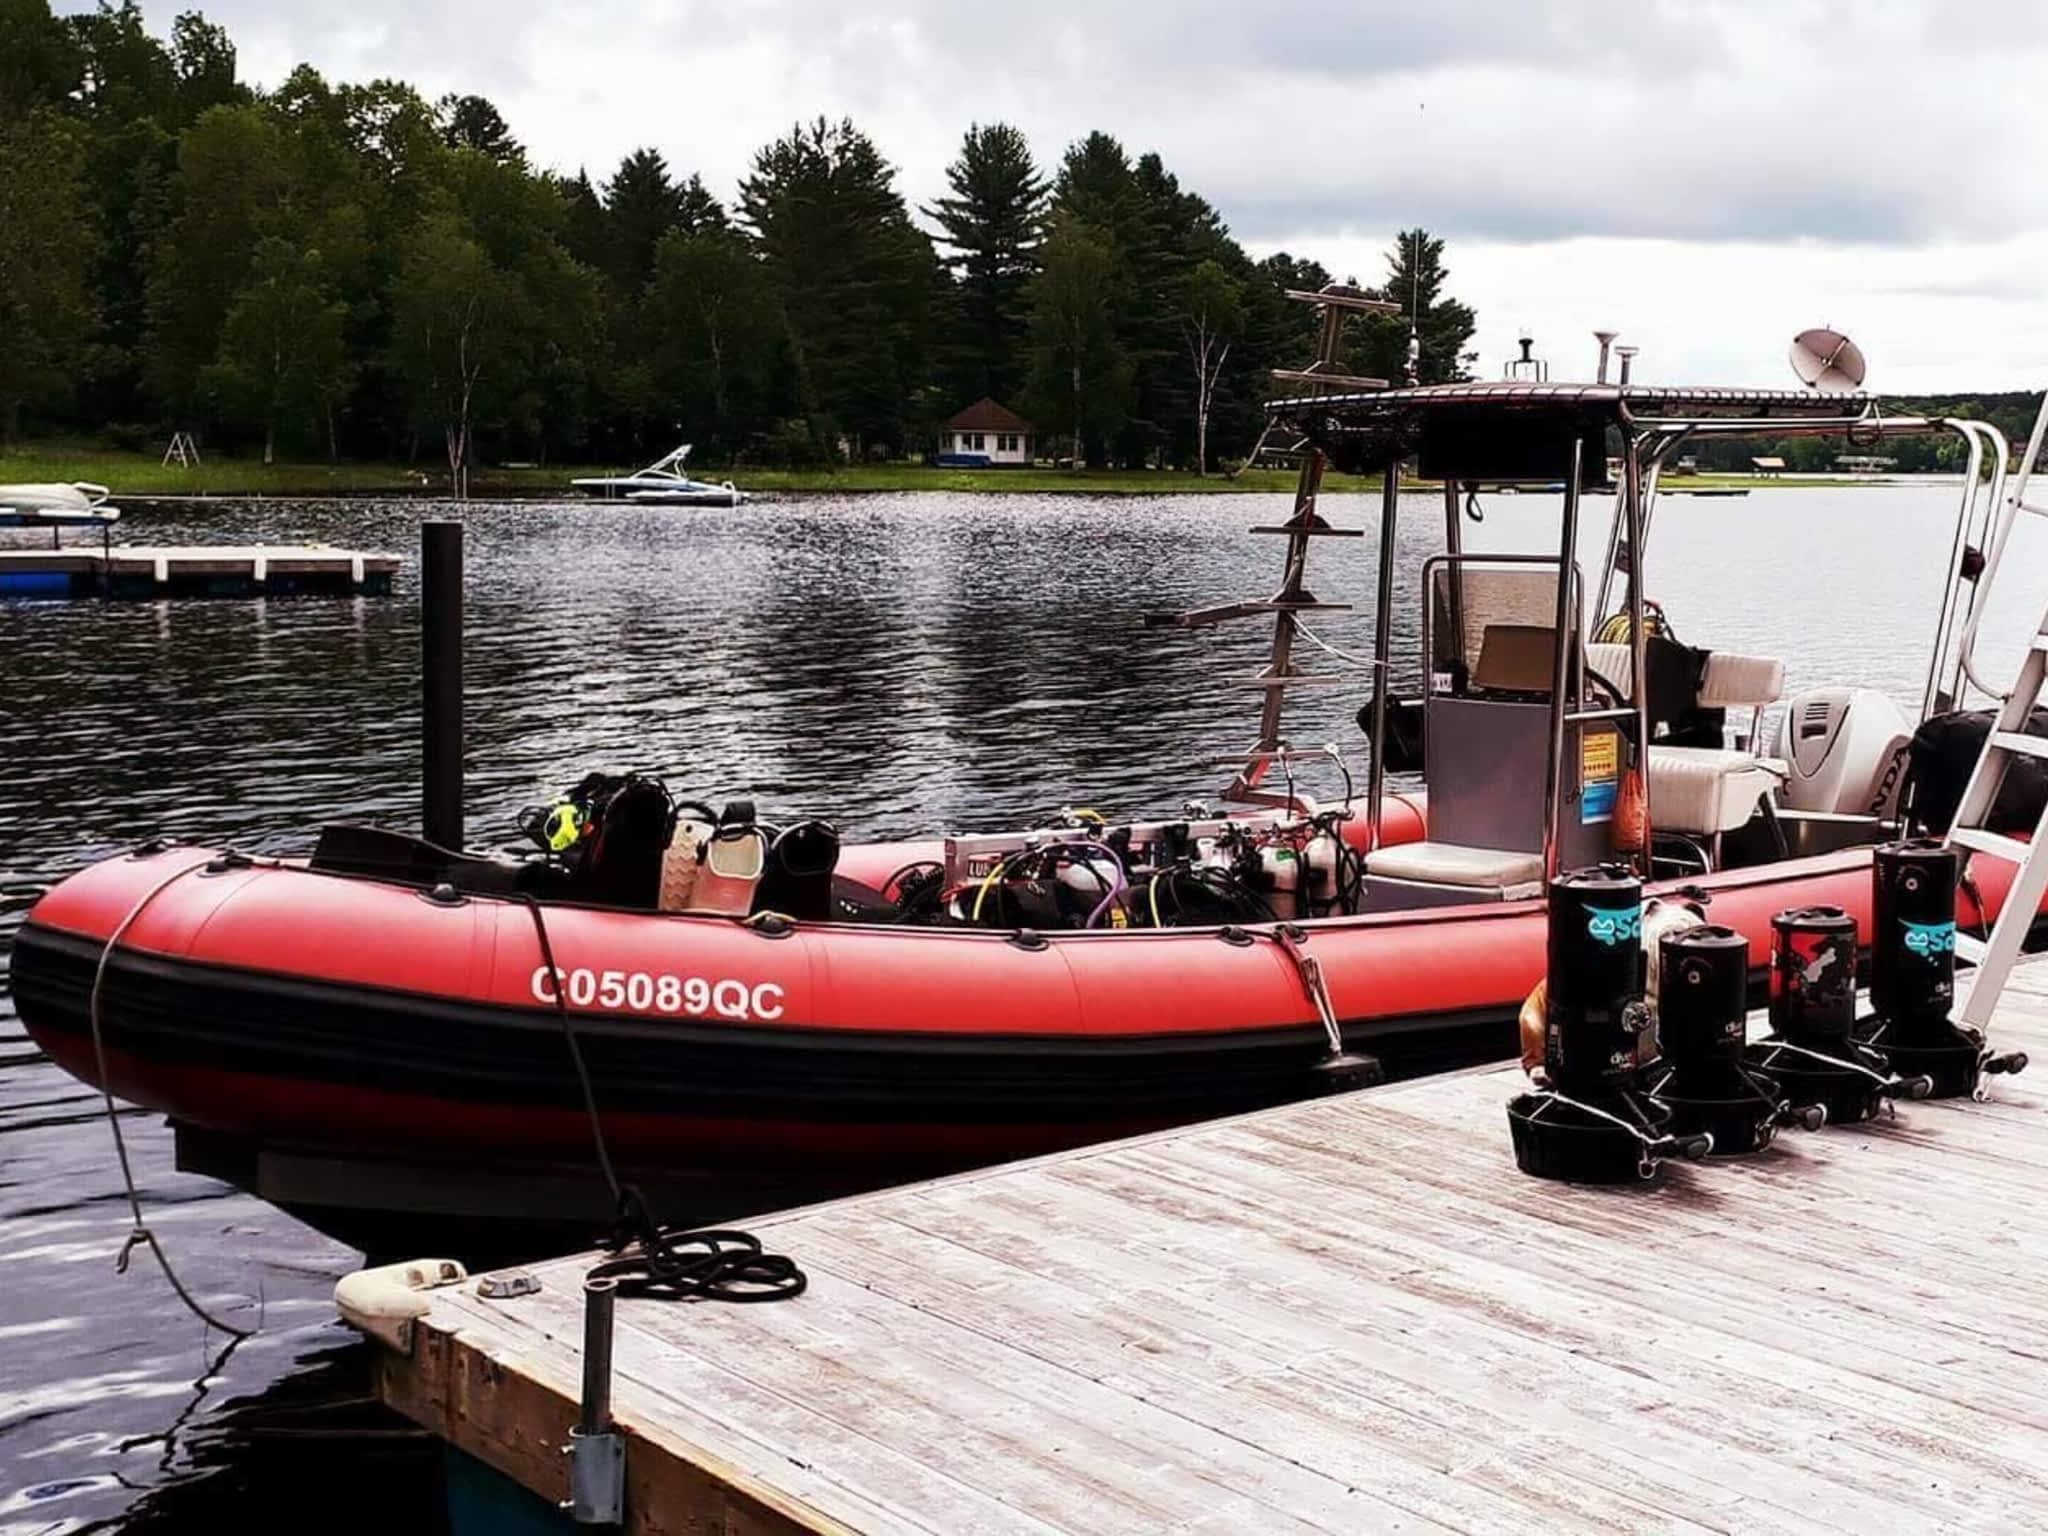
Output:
[
  {"xmin": 1697, "ymin": 653, "xmax": 1786, "ymax": 708},
  {"xmin": 1366, "ymin": 840, "xmax": 1544, "ymax": 889},
  {"xmin": 1649, "ymin": 746, "xmax": 1786, "ymax": 834},
  {"xmin": 1584, "ymin": 644, "xmax": 1785, "ymax": 709}
]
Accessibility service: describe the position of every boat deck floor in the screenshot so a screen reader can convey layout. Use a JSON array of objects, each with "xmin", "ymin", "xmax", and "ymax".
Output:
[{"xmin": 361, "ymin": 965, "xmax": 2048, "ymax": 1533}]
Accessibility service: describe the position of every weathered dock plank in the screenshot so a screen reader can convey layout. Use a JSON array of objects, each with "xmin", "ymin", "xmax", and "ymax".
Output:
[{"xmin": 355, "ymin": 973, "xmax": 2048, "ymax": 1534}]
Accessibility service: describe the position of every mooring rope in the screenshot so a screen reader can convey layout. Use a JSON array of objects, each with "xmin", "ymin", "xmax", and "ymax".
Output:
[
  {"xmin": 516, "ymin": 893, "xmax": 806, "ymax": 1304},
  {"xmin": 517, "ymin": 893, "xmax": 623, "ymax": 1201},
  {"xmin": 88, "ymin": 852, "xmax": 255, "ymax": 1339}
]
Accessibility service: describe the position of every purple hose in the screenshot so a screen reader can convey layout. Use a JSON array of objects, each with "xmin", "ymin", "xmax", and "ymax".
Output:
[{"xmin": 1082, "ymin": 844, "xmax": 1130, "ymax": 928}]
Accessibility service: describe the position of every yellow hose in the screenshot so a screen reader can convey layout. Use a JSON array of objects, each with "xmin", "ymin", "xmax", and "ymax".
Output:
[{"xmin": 971, "ymin": 853, "xmax": 1018, "ymax": 923}]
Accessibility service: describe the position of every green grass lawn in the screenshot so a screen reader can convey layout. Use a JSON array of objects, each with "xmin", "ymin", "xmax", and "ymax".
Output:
[
  {"xmin": 0, "ymin": 445, "xmax": 1369, "ymax": 497},
  {"xmin": 729, "ymin": 463, "xmax": 1382, "ymax": 494},
  {"xmin": 0, "ymin": 445, "xmax": 578, "ymax": 497},
  {"xmin": 0, "ymin": 443, "xmax": 1821, "ymax": 499}
]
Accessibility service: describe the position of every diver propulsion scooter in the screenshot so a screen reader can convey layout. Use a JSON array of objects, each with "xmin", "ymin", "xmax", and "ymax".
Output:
[
  {"xmin": 1508, "ymin": 865, "xmax": 1714, "ymax": 1181},
  {"xmin": 1857, "ymin": 839, "xmax": 2029, "ymax": 1098},
  {"xmin": 1645, "ymin": 924, "xmax": 1826, "ymax": 1153},
  {"xmin": 1746, "ymin": 905, "xmax": 1934, "ymax": 1124}
]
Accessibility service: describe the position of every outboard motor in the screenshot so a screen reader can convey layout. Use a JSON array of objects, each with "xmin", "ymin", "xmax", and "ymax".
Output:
[
  {"xmin": 1507, "ymin": 866, "xmax": 1713, "ymax": 1181},
  {"xmin": 1772, "ymin": 687, "xmax": 1912, "ymax": 817},
  {"xmin": 1645, "ymin": 926, "xmax": 1825, "ymax": 1153},
  {"xmin": 1857, "ymin": 840, "xmax": 2029, "ymax": 1097},
  {"xmin": 1746, "ymin": 905, "xmax": 1933, "ymax": 1122}
]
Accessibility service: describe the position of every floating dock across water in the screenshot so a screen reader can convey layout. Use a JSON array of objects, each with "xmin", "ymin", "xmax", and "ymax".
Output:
[
  {"xmin": 344, "ymin": 965, "xmax": 2048, "ymax": 1534},
  {"xmin": 0, "ymin": 543, "xmax": 398, "ymax": 598}
]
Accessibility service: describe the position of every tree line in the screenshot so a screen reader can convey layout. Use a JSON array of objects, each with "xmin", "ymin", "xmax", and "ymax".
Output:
[
  {"xmin": 0, "ymin": 2, "xmax": 1478, "ymax": 478},
  {"xmin": 1687, "ymin": 395, "xmax": 2045, "ymax": 475}
]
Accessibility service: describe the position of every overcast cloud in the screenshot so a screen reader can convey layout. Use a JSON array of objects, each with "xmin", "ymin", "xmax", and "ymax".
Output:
[{"xmin": 111, "ymin": 0, "xmax": 2048, "ymax": 390}]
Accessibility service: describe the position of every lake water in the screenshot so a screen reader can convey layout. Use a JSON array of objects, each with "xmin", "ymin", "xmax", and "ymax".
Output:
[{"xmin": 3, "ymin": 483, "xmax": 2043, "ymax": 1531}]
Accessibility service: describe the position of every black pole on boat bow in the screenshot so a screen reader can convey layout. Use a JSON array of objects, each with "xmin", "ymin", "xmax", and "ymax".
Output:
[{"xmin": 422, "ymin": 519, "xmax": 464, "ymax": 850}]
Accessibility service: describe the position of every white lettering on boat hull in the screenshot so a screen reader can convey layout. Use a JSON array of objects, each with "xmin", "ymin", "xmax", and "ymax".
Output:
[{"xmin": 530, "ymin": 966, "xmax": 786, "ymax": 1022}]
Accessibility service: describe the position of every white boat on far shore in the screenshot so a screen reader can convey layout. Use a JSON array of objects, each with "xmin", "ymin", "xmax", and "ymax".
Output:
[
  {"xmin": 0, "ymin": 482, "xmax": 121, "ymax": 541},
  {"xmin": 570, "ymin": 445, "xmax": 749, "ymax": 507},
  {"xmin": 0, "ymin": 481, "xmax": 116, "ymax": 516}
]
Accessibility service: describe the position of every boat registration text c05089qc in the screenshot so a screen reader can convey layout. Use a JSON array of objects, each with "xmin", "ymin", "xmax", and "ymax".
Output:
[{"xmin": 530, "ymin": 965, "xmax": 785, "ymax": 1021}]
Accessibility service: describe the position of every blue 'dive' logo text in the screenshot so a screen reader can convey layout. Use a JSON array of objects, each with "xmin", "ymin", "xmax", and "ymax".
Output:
[
  {"xmin": 1585, "ymin": 904, "xmax": 1643, "ymax": 946},
  {"xmin": 1901, "ymin": 919, "xmax": 1957, "ymax": 957}
]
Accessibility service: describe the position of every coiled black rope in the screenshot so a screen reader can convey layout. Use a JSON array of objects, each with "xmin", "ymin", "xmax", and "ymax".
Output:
[
  {"xmin": 516, "ymin": 894, "xmax": 806, "ymax": 1304},
  {"xmin": 589, "ymin": 1189, "xmax": 806, "ymax": 1302}
]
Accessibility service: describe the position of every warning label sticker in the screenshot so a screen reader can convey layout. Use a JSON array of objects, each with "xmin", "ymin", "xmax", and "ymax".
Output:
[{"xmin": 1581, "ymin": 731, "xmax": 1619, "ymax": 823}]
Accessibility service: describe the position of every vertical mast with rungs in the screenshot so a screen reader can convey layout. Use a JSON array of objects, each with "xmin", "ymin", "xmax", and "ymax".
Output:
[{"xmin": 1149, "ymin": 282, "xmax": 1398, "ymax": 808}]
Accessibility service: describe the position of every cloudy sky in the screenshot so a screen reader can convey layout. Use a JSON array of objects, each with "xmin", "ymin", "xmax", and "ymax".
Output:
[{"xmin": 119, "ymin": 0, "xmax": 2048, "ymax": 391}]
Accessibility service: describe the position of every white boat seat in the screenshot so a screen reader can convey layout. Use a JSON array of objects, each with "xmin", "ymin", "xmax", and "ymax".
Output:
[
  {"xmin": 1697, "ymin": 653, "xmax": 1787, "ymax": 708},
  {"xmin": 1648, "ymin": 746, "xmax": 1787, "ymax": 835},
  {"xmin": 1583, "ymin": 643, "xmax": 1785, "ymax": 709},
  {"xmin": 1366, "ymin": 840, "xmax": 1544, "ymax": 890}
]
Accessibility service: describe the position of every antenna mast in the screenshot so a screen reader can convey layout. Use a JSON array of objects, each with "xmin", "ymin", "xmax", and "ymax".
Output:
[{"xmin": 1403, "ymin": 230, "xmax": 1422, "ymax": 386}]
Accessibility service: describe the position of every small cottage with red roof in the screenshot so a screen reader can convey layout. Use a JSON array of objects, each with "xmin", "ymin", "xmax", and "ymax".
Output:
[{"xmin": 937, "ymin": 399, "xmax": 1035, "ymax": 467}]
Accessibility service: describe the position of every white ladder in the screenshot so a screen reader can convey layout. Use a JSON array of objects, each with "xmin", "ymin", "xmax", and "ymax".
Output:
[{"xmin": 1947, "ymin": 388, "xmax": 2048, "ymax": 1027}]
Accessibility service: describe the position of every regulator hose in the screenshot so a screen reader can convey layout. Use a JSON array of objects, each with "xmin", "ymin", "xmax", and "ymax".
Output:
[{"xmin": 1145, "ymin": 863, "xmax": 1278, "ymax": 927}]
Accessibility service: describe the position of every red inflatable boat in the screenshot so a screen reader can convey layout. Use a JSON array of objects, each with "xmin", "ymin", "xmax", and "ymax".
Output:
[{"xmin": 9, "ymin": 813, "xmax": 2027, "ymax": 1253}]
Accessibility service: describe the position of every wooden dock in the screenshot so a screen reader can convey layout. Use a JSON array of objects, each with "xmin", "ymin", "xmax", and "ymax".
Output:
[
  {"xmin": 0, "ymin": 543, "xmax": 397, "ymax": 598},
  {"xmin": 347, "ymin": 970, "xmax": 2048, "ymax": 1534}
]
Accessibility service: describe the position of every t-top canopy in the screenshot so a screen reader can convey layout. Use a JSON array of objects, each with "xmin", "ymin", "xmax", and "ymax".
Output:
[
  {"xmin": 1267, "ymin": 379, "xmax": 1875, "ymax": 420},
  {"xmin": 1263, "ymin": 379, "xmax": 1896, "ymax": 480}
]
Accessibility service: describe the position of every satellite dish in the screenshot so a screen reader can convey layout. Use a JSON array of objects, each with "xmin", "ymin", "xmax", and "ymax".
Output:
[{"xmin": 1790, "ymin": 327, "xmax": 1867, "ymax": 390}]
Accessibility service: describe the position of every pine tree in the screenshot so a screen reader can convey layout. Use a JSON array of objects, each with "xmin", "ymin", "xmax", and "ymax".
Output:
[
  {"xmin": 1046, "ymin": 139, "xmax": 1241, "ymax": 465},
  {"xmin": 924, "ymin": 122, "xmax": 1045, "ymax": 404},
  {"xmin": 741, "ymin": 117, "xmax": 935, "ymax": 455},
  {"xmin": 438, "ymin": 93, "xmax": 522, "ymax": 163},
  {"xmin": 646, "ymin": 227, "xmax": 780, "ymax": 457},
  {"xmin": 559, "ymin": 170, "xmax": 608, "ymax": 270},
  {"xmin": 1127, "ymin": 152, "xmax": 1226, "ymax": 464},
  {"xmin": 1047, "ymin": 134, "xmax": 1140, "ymax": 458},
  {"xmin": 603, "ymin": 149, "xmax": 723, "ymax": 293},
  {"xmin": 1053, "ymin": 131, "xmax": 1142, "ymax": 247},
  {"xmin": 675, "ymin": 174, "xmax": 724, "ymax": 235},
  {"xmin": 1024, "ymin": 214, "xmax": 1129, "ymax": 468}
]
